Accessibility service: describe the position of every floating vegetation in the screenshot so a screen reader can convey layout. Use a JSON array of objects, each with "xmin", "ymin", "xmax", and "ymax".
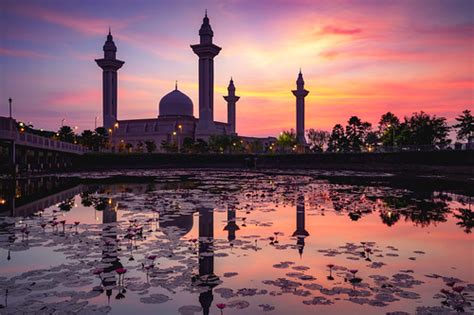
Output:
[{"xmin": 0, "ymin": 170, "xmax": 472, "ymax": 314}]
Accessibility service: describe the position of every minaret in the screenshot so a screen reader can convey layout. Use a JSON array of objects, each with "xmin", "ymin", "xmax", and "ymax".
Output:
[
  {"xmin": 95, "ymin": 29, "xmax": 124, "ymax": 131},
  {"xmin": 196, "ymin": 207, "xmax": 219, "ymax": 315},
  {"xmin": 223, "ymin": 78, "xmax": 240, "ymax": 135},
  {"xmin": 223, "ymin": 204, "xmax": 240, "ymax": 241},
  {"xmin": 292, "ymin": 70, "xmax": 309, "ymax": 145},
  {"xmin": 191, "ymin": 12, "xmax": 222, "ymax": 137},
  {"xmin": 292, "ymin": 194, "xmax": 309, "ymax": 257}
]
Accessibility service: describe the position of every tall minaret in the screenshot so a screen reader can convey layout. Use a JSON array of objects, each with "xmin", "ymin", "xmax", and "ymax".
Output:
[
  {"xmin": 191, "ymin": 12, "xmax": 222, "ymax": 137},
  {"xmin": 95, "ymin": 29, "xmax": 124, "ymax": 131},
  {"xmin": 292, "ymin": 70, "xmax": 309, "ymax": 145},
  {"xmin": 223, "ymin": 78, "xmax": 240, "ymax": 135}
]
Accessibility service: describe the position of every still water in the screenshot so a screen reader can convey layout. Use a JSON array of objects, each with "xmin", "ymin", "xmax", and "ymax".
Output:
[{"xmin": 0, "ymin": 170, "xmax": 472, "ymax": 314}]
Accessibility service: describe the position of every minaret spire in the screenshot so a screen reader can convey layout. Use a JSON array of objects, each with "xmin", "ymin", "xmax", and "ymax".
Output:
[
  {"xmin": 175, "ymin": 80, "xmax": 178, "ymax": 90},
  {"xmin": 224, "ymin": 77, "xmax": 240, "ymax": 135},
  {"xmin": 292, "ymin": 70, "xmax": 309, "ymax": 146},
  {"xmin": 95, "ymin": 30, "xmax": 125, "ymax": 131},
  {"xmin": 191, "ymin": 12, "xmax": 222, "ymax": 139}
]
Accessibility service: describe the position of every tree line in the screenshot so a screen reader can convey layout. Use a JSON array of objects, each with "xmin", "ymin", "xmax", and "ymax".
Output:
[
  {"xmin": 15, "ymin": 109, "xmax": 472, "ymax": 154},
  {"xmin": 304, "ymin": 109, "xmax": 473, "ymax": 152}
]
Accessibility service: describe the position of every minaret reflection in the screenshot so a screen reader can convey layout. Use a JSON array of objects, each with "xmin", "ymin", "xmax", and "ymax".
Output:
[
  {"xmin": 100, "ymin": 197, "xmax": 123, "ymax": 303},
  {"xmin": 292, "ymin": 194, "xmax": 309, "ymax": 257},
  {"xmin": 195, "ymin": 207, "xmax": 219, "ymax": 315},
  {"xmin": 223, "ymin": 204, "xmax": 239, "ymax": 242}
]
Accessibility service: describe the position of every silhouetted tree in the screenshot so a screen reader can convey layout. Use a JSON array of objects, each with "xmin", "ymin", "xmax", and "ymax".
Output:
[
  {"xmin": 58, "ymin": 126, "xmax": 75, "ymax": 143},
  {"xmin": 136, "ymin": 141, "xmax": 144, "ymax": 153},
  {"xmin": 327, "ymin": 124, "xmax": 347, "ymax": 152},
  {"xmin": 397, "ymin": 112, "xmax": 451, "ymax": 148},
  {"xmin": 94, "ymin": 127, "xmax": 109, "ymax": 151},
  {"xmin": 452, "ymin": 109, "xmax": 473, "ymax": 142},
  {"xmin": 80, "ymin": 130, "xmax": 95, "ymax": 149},
  {"xmin": 366, "ymin": 131, "xmax": 380, "ymax": 151},
  {"xmin": 194, "ymin": 139, "xmax": 209, "ymax": 154},
  {"xmin": 144, "ymin": 140, "xmax": 157, "ymax": 153},
  {"xmin": 248, "ymin": 139, "xmax": 264, "ymax": 153},
  {"xmin": 276, "ymin": 129, "xmax": 297, "ymax": 152},
  {"xmin": 345, "ymin": 116, "xmax": 372, "ymax": 152},
  {"xmin": 208, "ymin": 135, "xmax": 231, "ymax": 153},
  {"xmin": 161, "ymin": 140, "xmax": 177, "ymax": 153},
  {"xmin": 306, "ymin": 129, "xmax": 329, "ymax": 152},
  {"xmin": 379, "ymin": 112, "xmax": 400, "ymax": 146}
]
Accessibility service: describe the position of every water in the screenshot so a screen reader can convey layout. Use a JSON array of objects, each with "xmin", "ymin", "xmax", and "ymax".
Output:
[{"xmin": 0, "ymin": 170, "xmax": 472, "ymax": 314}]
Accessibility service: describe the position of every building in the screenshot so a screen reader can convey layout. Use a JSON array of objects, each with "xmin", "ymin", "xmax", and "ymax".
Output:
[{"xmin": 95, "ymin": 13, "xmax": 306, "ymax": 152}]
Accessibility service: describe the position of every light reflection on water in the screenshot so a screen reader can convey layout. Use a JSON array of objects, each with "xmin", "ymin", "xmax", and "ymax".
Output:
[{"xmin": 0, "ymin": 171, "xmax": 472, "ymax": 315}]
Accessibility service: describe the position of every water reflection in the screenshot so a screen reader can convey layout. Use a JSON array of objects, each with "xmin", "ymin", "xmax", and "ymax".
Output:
[
  {"xmin": 0, "ymin": 172, "xmax": 472, "ymax": 314},
  {"xmin": 292, "ymin": 194, "xmax": 309, "ymax": 257}
]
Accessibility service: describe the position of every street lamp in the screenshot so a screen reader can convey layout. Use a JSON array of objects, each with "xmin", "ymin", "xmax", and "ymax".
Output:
[
  {"xmin": 8, "ymin": 98, "xmax": 12, "ymax": 118},
  {"xmin": 94, "ymin": 116, "xmax": 98, "ymax": 129},
  {"xmin": 61, "ymin": 118, "xmax": 65, "ymax": 127}
]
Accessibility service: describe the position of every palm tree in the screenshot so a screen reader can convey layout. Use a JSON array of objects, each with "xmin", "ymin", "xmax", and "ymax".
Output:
[{"xmin": 453, "ymin": 109, "xmax": 473, "ymax": 142}]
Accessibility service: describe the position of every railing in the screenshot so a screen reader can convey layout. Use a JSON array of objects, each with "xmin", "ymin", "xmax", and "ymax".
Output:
[{"xmin": 0, "ymin": 117, "xmax": 87, "ymax": 155}]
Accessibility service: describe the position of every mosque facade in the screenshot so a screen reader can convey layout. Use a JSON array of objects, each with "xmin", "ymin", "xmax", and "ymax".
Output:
[{"xmin": 95, "ymin": 13, "xmax": 307, "ymax": 152}]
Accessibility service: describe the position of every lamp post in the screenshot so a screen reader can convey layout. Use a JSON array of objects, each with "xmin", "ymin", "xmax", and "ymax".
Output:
[
  {"xmin": 8, "ymin": 98, "xmax": 12, "ymax": 118},
  {"xmin": 94, "ymin": 116, "xmax": 98, "ymax": 130},
  {"xmin": 178, "ymin": 124, "xmax": 182, "ymax": 153},
  {"xmin": 61, "ymin": 118, "xmax": 65, "ymax": 127}
]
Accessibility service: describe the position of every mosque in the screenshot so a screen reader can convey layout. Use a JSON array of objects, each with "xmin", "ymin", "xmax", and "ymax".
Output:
[{"xmin": 95, "ymin": 13, "xmax": 309, "ymax": 151}]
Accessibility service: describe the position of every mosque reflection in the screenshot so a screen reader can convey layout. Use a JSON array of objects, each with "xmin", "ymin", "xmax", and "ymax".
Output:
[{"xmin": 0, "ymin": 176, "xmax": 473, "ymax": 313}]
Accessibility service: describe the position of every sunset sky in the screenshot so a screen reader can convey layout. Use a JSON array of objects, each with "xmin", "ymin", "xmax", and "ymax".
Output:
[{"xmin": 0, "ymin": 0, "xmax": 472, "ymax": 137}]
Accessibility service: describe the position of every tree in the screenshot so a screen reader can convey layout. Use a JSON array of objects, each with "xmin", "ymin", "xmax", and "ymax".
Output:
[
  {"xmin": 80, "ymin": 130, "xmax": 95, "ymax": 149},
  {"xmin": 306, "ymin": 129, "xmax": 329, "ymax": 152},
  {"xmin": 161, "ymin": 140, "xmax": 177, "ymax": 153},
  {"xmin": 125, "ymin": 143, "xmax": 133, "ymax": 153},
  {"xmin": 453, "ymin": 109, "xmax": 473, "ymax": 142},
  {"xmin": 58, "ymin": 126, "xmax": 75, "ymax": 143},
  {"xmin": 327, "ymin": 124, "xmax": 347, "ymax": 152},
  {"xmin": 398, "ymin": 111, "xmax": 451, "ymax": 148},
  {"xmin": 194, "ymin": 139, "xmax": 209, "ymax": 154},
  {"xmin": 94, "ymin": 127, "xmax": 109, "ymax": 151},
  {"xmin": 247, "ymin": 140, "xmax": 263, "ymax": 153},
  {"xmin": 144, "ymin": 140, "xmax": 157, "ymax": 153},
  {"xmin": 182, "ymin": 137, "xmax": 195, "ymax": 154},
  {"xmin": 276, "ymin": 129, "xmax": 297, "ymax": 152},
  {"xmin": 136, "ymin": 141, "xmax": 144, "ymax": 153},
  {"xmin": 345, "ymin": 116, "xmax": 372, "ymax": 152},
  {"xmin": 208, "ymin": 135, "xmax": 231, "ymax": 153},
  {"xmin": 378, "ymin": 112, "xmax": 400, "ymax": 146},
  {"xmin": 365, "ymin": 131, "xmax": 380, "ymax": 151}
]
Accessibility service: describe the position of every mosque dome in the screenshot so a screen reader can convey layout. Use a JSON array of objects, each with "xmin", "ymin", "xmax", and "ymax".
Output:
[
  {"xmin": 159, "ymin": 211, "xmax": 194, "ymax": 238},
  {"xmin": 159, "ymin": 86, "xmax": 194, "ymax": 117}
]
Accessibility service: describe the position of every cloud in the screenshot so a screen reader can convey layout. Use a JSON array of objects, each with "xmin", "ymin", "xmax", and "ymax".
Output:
[
  {"xmin": 319, "ymin": 25, "xmax": 362, "ymax": 36},
  {"xmin": 0, "ymin": 47, "xmax": 53, "ymax": 59}
]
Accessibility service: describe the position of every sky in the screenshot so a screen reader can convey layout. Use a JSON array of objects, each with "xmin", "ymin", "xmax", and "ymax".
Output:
[{"xmin": 0, "ymin": 0, "xmax": 473, "ymax": 137}]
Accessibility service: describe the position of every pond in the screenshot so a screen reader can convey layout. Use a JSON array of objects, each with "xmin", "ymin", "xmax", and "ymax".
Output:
[{"xmin": 0, "ymin": 170, "xmax": 472, "ymax": 314}]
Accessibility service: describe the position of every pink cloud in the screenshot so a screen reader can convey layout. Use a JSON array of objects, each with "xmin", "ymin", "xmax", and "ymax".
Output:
[
  {"xmin": 319, "ymin": 25, "xmax": 362, "ymax": 36},
  {"xmin": 0, "ymin": 47, "xmax": 53, "ymax": 59}
]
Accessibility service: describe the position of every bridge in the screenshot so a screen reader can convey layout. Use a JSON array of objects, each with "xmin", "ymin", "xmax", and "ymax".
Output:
[{"xmin": 0, "ymin": 116, "xmax": 87, "ymax": 175}]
